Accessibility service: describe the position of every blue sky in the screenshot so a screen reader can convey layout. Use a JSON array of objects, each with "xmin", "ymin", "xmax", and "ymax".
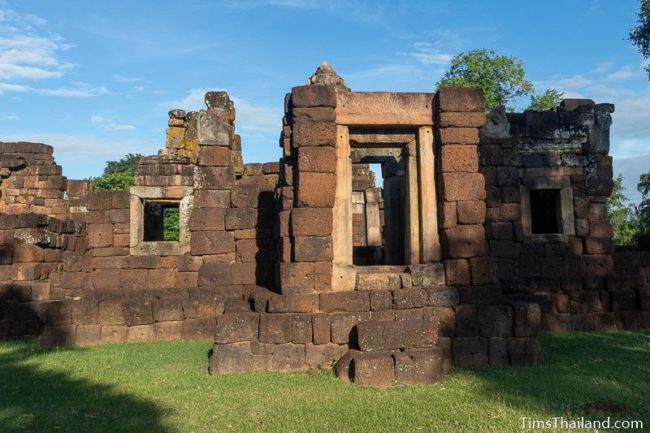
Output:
[{"xmin": 1, "ymin": 0, "xmax": 649, "ymax": 201}]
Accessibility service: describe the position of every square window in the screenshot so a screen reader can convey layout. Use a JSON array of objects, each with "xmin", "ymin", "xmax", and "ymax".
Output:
[
  {"xmin": 530, "ymin": 189, "xmax": 562, "ymax": 234},
  {"xmin": 143, "ymin": 201, "xmax": 180, "ymax": 242}
]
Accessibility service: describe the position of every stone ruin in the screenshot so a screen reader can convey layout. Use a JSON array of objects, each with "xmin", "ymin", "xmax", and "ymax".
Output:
[{"xmin": 0, "ymin": 62, "xmax": 648, "ymax": 386}]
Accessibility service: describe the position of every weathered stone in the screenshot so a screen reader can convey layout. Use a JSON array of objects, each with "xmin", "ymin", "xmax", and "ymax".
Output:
[{"xmin": 353, "ymin": 352, "xmax": 395, "ymax": 387}]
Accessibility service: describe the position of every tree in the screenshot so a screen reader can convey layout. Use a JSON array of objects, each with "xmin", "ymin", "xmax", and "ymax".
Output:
[
  {"xmin": 527, "ymin": 89, "xmax": 564, "ymax": 111},
  {"xmin": 91, "ymin": 153, "xmax": 143, "ymax": 191},
  {"xmin": 437, "ymin": 49, "xmax": 534, "ymax": 111},
  {"xmin": 607, "ymin": 175, "xmax": 638, "ymax": 245},
  {"xmin": 629, "ymin": 0, "xmax": 650, "ymax": 79},
  {"xmin": 636, "ymin": 170, "xmax": 650, "ymax": 235}
]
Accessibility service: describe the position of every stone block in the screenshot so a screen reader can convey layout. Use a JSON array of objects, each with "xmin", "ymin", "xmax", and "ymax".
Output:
[
  {"xmin": 198, "ymin": 263, "xmax": 232, "ymax": 286},
  {"xmin": 225, "ymin": 208, "xmax": 257, "ymax": 230},
  {"xmin": 511, "ymin": 302, "xmax": 541, "ymax": 337},
  {"xmin": 306, "ymin": 343, "xmax": 340, "ymax": 369},
  {"xmin": 444, "ymin": 259, "xmax": 470, "ymax": 285},
  {"xmin": 293, "ymin": 107, "xmax": 336, "ymax": 122},
  {"xmin": 98, "ymin": 301, "xmax": 125, "ymax": 325},
  {"xmin": 470, "ymin": 256, "xmax": 498, "ymax": 285},
  {"xmin": 280, "ymin": 262, "xmax": 315, "ymax": 294},
  {"xmin": 426, "ymin": 287, "xmax": 460, "ymax": 307},
  {"xmin": 75, "ymin": 324, "xmax": 102, "ymax": 346},
  {"xmin": 198, "ymin": 146, "xmax": 230, "ymax": 166},
  {"xmin": 189, "ymin": 207, "xmax": 225, "ymax": 231},
  {"xmin": 611, "ymin": 289, "xmax": 637, "ymax": 311},
  {"xmin": 154, "ymin": 321, "xmax": 183, "ymax": 341},
  {"xmin": 370, "ymin": 291, "xmax": 393, "ymax": 311},
  {"xmin": 152, "ymin": 299, "xmax": 184, "ymax": 322},
  {"xmin": 40, "ymin": 325, "xmax": 76, "ymax": 347},
  {"xmin": 291, "ymin": 208, "xmax": 333, "ymax": 237},
  {"xmin": 410, "ymin": 263, "xmax": 446, "ymax": 287},
  {"xmin": 214, "ymin": 312, "xmax": 258, "ymax": 343},
  {"xmin": 580, "ymin": 255, "xmax": 614, "ymax": 278},
  {"xmin": 441, "ymin": 172, "xmax": 486, "ymax": 201},
  {"xmin": 393, "ymin": 349, "xmax": 445, "ymax": 384},
  {"xmin": 312, "ymin": 313, "xmax": 331, "ymax": 344},
  {"xmin": 440, "ymin": 144, "xmax": 478, "ymax": 173},
  {"xmin": 594, "ymin": 312, "xmax": 618, "ymax": 332},
  {"xmin": 123, "ymin": 301, "xmax": 153, "ymax": 326},
  {"xmin": 439, "ymin": 127, "xmax": 479, "ymax": 145},
  {"xmin": 507, "ymin": 337, "xmax": 542, "ymax": 366},
  {"xmin": 209, "ymin": 342, "xmax": 259, "ymax": 375},
  {"xmin": 296, "ymin": 172, "xmax": 336, "ymax": 207},
  {"xmin": 452, "ymin": 337, "xmax": 489, "ymax": 367},
  {"xmin": 330, "ymin": 312, "xmax": 370, "ymax": 344},
  {"xmin": 478, "ymin": 305, "xmax": 513, "ymax": 338},
  {"xmin": 88, "ymin": 223, "xmax": 113, "ymax": 248},
  {"xmin": 270, "ymin": 343, "xmax": 306, "ymax": 371},
  {"xmin": 194, "ymin": 190, "xmax": 230, "ymax": 208},
  {"xmin": 194, "ymin": 166, "xmax": 233, "ymax": 190},
  {"xmin": 488, "ymin": 337, "xmax": 508, "ymax": 367},
  {"xmin": 100, "ymin": 325, "xmax": 128, "ymax": 343},
  {"xmin": 293, "ymin": 236, "xmax": 333, "ymax": 262},
  {"xmin": 190, "ymin": 231, "xmax": 235, "ymax": 256},
  {"xmin": 457, "ymin": 200, "xmax": 486, "ymax": 224},
  {"xmin": 443, "ymin": 225, "xmax": 488, "ymax": 258},
  {"xmin": 455, "ymin": 305, "xmax": 478, "ymax": 337},
  {"xmin": 293, "ymin": 121, "xmax": 337, "ymax": 147},
  {"xmin": 268, "ymin": 294, "xmax": 319, "ymax": 313},
  {"xmin": 437, "ymin": 87, "xmax": 485, "ymax": 112},
  {"xmin": 297, "ymin": 147, "xmax": 336, "ymax": 173},
  {"xmin": 353, "ymin": 352, "xmax": 395, "ymax": 387},
  {"xmin": 127, "ymin": 325, "xmax": 156, "ymax": 342},
  {"xmin": 291, "ymin": 85, "xmax": 337, "ymax": 107},
  {"xmin": 439, "ymin": 112, "xmax": 486, "ymax": 128},
  {"xmin": 393, "ymin": 289, "xmax": 427, "ymax": 309},
  {"xmin": 356, "ymin": 273, "xmax": 401, "ymax": 291},
  {"xmin": 259, "ymin": 314, "xmax": 292, "ymax": 344},
  {"xmin": 320, "ymin": 292, "xmax": 369, "ymax": 312},
  {"xmin": 356, "ymin": 320, "xmax": 437, "ymax": 351}
]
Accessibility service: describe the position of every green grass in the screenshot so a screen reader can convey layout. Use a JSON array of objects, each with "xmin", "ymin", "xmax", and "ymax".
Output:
[{"xmin": 1, "ymin": 332, "xmax": 649, "ymax": 433}]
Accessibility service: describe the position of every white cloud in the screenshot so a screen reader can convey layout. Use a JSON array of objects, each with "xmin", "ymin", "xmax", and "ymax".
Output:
[
  {"xmin": 112, "ymin": 74, "xmax": 144, "ymax": 83},
  {"xmin": 0, "ymin": 113, "xmax": 19, "ymax": 120},
  {"xmin": 0, "ymin": 81, "xmax": 27, "ymax": 93},
  {"xmin": 90, "ymin": 115, "xmax": 136, "ymax": 131},
  {"xmin": 400, "ymin": 42, "xmax": 453, "ymax": 66},
  {"xmin": 605, "ymin": 66, "xmax": 637, "ymax": 81},
  {"xmin": 36, "ymin": 85, "xmax": 110, "ymax": 98},
  {"xmin": 594, "ymin": 61, "xmax": 614, "ymax": 73},
  {"xmin": 0, "ymin": 10, "xmax": 74, "ymax": 81}
]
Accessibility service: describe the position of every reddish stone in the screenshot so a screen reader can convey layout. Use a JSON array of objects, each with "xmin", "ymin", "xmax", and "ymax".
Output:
[
  {"xmin": 291, "ymin": 208, "xmax": 333, "ymax": 237},
  {"xmin": 440, "ymin": 145, "xmax": 479, "ymax": 173},
  {"xmin": 190, "ymin": 231, "xmax": 235, "ymax": 255},
  {"xmin": 320, "ymin": 292, "xmax": 369, "ymax": 312},
  {"xmin": 437, "ymin": 87, "xmax": 485, "ymax": 112},
  {"xmin": 199, "ymin": 146, "xmax": 230, "ymax": 166},
  {"xmin": 312, "ymin": 313, "xmax": 331, "ymax": 344},
  {"xmin": 470, "ymin": 256, "xmax": 498, "ymax": 285},
  {"xmin": 296, "ymin": 172, "xmax": 336, "ymax": 207},
  {"xmin": 280, "ymin": 262, "xmax": 315, "ymax": 294},
  {"xmin": 189, "ymin": 208, "xmax": 225, "ymax": 231},
  {"xmin": 194, "ymin": 190, "xmax": 230, "ymax": 208},
  {"xmin": 293, "ymin": 236, "xmax": 333, "ymax": 262},
  {"xmin": 353, "ymin": 352, "xmax": 395, "ymax": 387},
  {"xmin": 214, "ymin": 312, "xmax": 258, "ymax": 343},
  {"xmin": 297, "ymin": 147, "xmax": 337, "ymax": 173},
  {"xmin": 441, "ymin": 172, "xmax": 486, "ymax": 201},
  {"xmin": 87, "ymin": 223, "xmax": 113, "ymax": 248},
  {"xmin": 452, "ymin": 337, "xmax": 489, "ymax": 367},
  {"xmin": 457, "ymin": 200, "xmax": 486, "ymax": 224},
  {"xmin": 225, "ymin": 208, "xmax": 257, "ymax": 230},
  {"xmin": 291, "ymin": 85, "xmax": 337, "ymax": 108},
  {"xmin": 442, "ymin": 225, "xmax": 488, "ymax": 258},
  {"xmin": 293, "ymin": 121, "xmax": 337, "ymax": 147},
  {"xmin": 198, "ymin": 263, "xmax": 232, "ymax": 286},
  {"xmin": 439, "ymin": 127, "xmax": 479, "ymax": 145}
]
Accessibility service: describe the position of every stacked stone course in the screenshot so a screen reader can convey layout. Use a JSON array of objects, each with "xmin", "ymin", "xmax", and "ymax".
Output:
[{"xmin": 0, "ymin": 63, "xmax": 648, "ymax": 387}]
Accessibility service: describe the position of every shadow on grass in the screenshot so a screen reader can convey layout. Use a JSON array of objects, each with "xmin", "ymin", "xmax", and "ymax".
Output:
[
  {"xmin": 0, "ymin": 341, "xmax": 172, "ymax": 433},
  {"xmin": 469, "ymin": 331, "xmax": 650, "ymax": 422},
  {"xmin": 0, "ymin": 283, "xmax": 171, "ymax": 433}
]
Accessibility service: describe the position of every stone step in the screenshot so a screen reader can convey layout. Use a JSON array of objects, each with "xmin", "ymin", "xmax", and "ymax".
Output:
[
  {"xmin": 355, "ymin": 265, "xmax": 410, "ymax": 274},
  {"xmin": 335, "ymin": 347, "xmax": 447, "ymax": 386},
  {"xmin": 355, "ymin": 272, "xmax": 407, "ymax": 291},
  {"xmin": 354, "ymin": 319, "xmax": 438, "ymax": 351}
]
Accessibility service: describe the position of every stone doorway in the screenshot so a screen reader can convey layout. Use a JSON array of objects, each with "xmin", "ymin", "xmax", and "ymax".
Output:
[{"xmin": 332, "ymin": 126, "xmax": 441, "ymax": 271}]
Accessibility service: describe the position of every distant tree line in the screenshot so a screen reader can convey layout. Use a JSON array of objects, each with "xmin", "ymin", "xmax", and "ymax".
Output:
[{"xmin": 608, "ymin": 172, "xmax": 650, "ymax": 247}]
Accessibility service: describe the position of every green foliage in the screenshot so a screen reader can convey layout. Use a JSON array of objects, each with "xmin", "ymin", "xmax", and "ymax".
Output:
[
  {"xmin": 437, "ymin": 49, "xmax": 534, "ymax": 111},
  {"xmin": 91, "ymin": 153, "xmax": 143, "ymax": 191},
  {"xmin": 636, "ymin": 171, "xmax": 650, "ymax": 235},
  {"xmin": 607, "ymin": 175, "xmax": 638, "ymax": 245},
  {"xmin": 629, "ymin": 0, "xmax": 650, "ymax": 79},
  {"xmin": 163, "ymin": 207, "xmax": 180, "ymax": 241},
  {"xmin": 527, "ymin": 89, "xmax": 564, "ymax": 111}
]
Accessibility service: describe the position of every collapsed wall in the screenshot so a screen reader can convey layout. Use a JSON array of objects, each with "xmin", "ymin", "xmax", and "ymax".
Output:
[{"xmin": 0, "ymin": 62, "xmax": 648, "ymax": 386}]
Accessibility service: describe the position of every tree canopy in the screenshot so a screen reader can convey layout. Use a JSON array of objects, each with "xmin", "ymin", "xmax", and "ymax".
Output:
[
  {"xmin": 91, "ymin": 153, "xmax": 143, "ymax": 191},
  {"xmin": 629, "ymin": 0, "xmax": 650, "ymax": 79},
  {"xmin": 527, "ymin": 89, "xmax": 564, "ymax": 111},
  {"xmin": 437, "ymin": 49, "xmax": 534, "ymax": 111}
]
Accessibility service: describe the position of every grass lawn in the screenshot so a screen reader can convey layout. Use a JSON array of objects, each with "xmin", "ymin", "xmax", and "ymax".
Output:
[{"xmin": 0, "ymin": 332, "xmax": 648, "ymax": 433}]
